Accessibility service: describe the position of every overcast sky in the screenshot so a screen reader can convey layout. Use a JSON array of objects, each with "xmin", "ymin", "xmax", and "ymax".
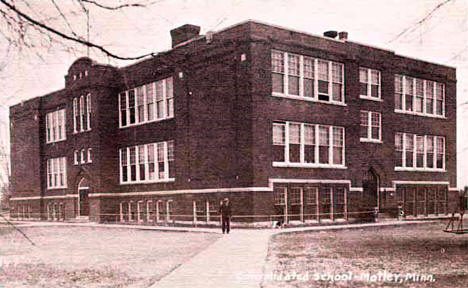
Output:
[{"xmin": 0, "ymin": 0, "xmax": 467, "ymax": 189}]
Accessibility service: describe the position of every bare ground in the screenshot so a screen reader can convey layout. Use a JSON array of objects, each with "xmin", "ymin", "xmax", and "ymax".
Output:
[
  {"xmin": 262, "ymin": 222, "xmax": 468, "ymax": 288},
  {"xmin": 0, "ymin": 226, "xmax": 220, "ymax": 287}
]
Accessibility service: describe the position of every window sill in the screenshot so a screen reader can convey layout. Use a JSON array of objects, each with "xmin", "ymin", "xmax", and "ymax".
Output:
[
  {"xmin": 394, "ymin": 110, "xmax": 446, "ymax": 119},
  {"xmin": 47, "ymin": 186, "xmax": 68, "ymax": 190},
  {"xmin": 359, "ymin": 95, "xmax": 382, "ymax": 102},
  {"xmin": 360, "ymin": 138, "xmax": 383, "ymax": 144},
  {"xmin": 394, "ymin": 167, "xmax": 446, "ymax": 172},
  {"xmin": 73, "ymin": 129, "xmax": 92, "ymax": 134},
  {"xmin": 46, "ymin": 138, "xmax": 67, "ymax": 145},
  {"xmin": 120, "ymin": 178, "xmax": 175, "ymax": 185},
  {"xmin": 272, "ymin": 93, "xmax": 347, "ymax": 106},
  {"xmin": 119, "ymin": 116, "xmax": 174, "ymax": 129},
  {"xmin": 273, "ymin": 162, "xmax": 347, "ymax": 169}
]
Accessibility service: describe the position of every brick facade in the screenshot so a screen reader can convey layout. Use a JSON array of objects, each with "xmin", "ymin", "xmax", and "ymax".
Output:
[{"xmin": 9, "ymin": 21, "xmax": 458, "ymax": 224}]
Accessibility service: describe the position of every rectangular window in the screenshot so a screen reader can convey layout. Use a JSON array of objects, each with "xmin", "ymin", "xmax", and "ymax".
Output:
[
  {"xmin": 46, "ymin": 157, "xmax": 67, "ymax": 189},
  {"xmin": 46, "ymin": 109, "xmax": 66, "ymax": 143},
  {"xmin": 166, "ymin": 77, "xmax": 174, "ymax": 118},
  {"xmin": 119, "ymin": 140, "xmax": 174, "ymax": 184},
  {"xmin": 395, "ymin": 133, "xmax": 445, "ymax": 170},
  {"xmin": 73, "ymin": 98, "xmax": 78, "ymax": 132},
  {"xmin": 272, "ymin": 122, "xmax": 285, "ymax": 162},
  {"xmin": 86, "ymin": 94, "xmax": 91, "ymax": 130},
  {"xmin": 290, "ymin": 188, "xmax": 301, "ymax": 205},
  {"xmin": 271, "ymin": 50, "xmax": 284, "ymax": 94},
  {"xmin": 360, "ymin": 111, "xmax": 381, "ymax": 142},
  {"xmin": 395, "ymin": 75, "xmax": 403, "ymax": 110},
  {"xmin": 146, "ymin": 83, "xmax": 155, "ymax": 121},
  {"xmin": 395, "ymin": 75, "xmax": 445, "ymax": 117},
  {"xmin": 271, "ymin": 50, "xmax": 344, "ymax": 104},
  {"xmin": 137, "ymin": 86, "xmax": 145, "ymax": 123},
  {"xmin": 416, "ymin": 136, "xmax": 424, "ymax": 168},
  {"xmin": 119, "ymin": 92, "xmax": 127, "ymax": 127},
  {"xmin": 87, "ymin": 148, "xmax": 92, "ymax": 163},
  {"xmin": 128, "ymin": 90, "xmax": 136, "ymax": 124},
  {"xmin": 272, "ymin": 122, "xmax": 345, "ymax": 168},
  {"xmin": 274, "ymin": 187, "xmax": 286, "ymax": 205},
  {"xmin": 405, "ymin": 134, "xmax": 414, "ymax": 167},
  {"xmin": 395, "ymin": 133, "xmax": 403, "ymax": 167}
]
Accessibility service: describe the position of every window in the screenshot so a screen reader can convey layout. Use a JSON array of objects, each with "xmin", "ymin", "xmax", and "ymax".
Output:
[
  {"xmin": 80, "ymin": 149, "xmax": 86, "ymax": 164},
  {"xmin": 47, "ymin": 157, "xmax": 67, "ymax": 189},
  {"xmin": 271, "ymin": 50, "xmax": 345, "ymax": 105},
  {"xmin": 272, "ymin": 121, "xmax": 345, "ymax": 168},
  {"xmin": 73, "ymin": 94, "xmax": 91, "ymax": 133},
  {"xmin": 360, "ymin": 111, "xmax": 381, "ymax": 142},
  {"xmin": 394, "ymin": 75, "xmax": 445, "ymax": 117},
  {"xmin": 395, "ymin": 133, "xmax": 445, "ymax": 171},
  {"xmin": 119, "ymin": 140, "xmax": 175, "ymax": 184},
  {"xmin": 87, "ymin": 148, "xmax": 92, "ymax": 163},
  {"xmin": 274, "ymin": 187, "xmax": 286, "ymax": 205},
  {"xmin": 45, "ymin": 109, "xmax": 66, "ymax": 143},
  {"xmin": 74, "ymin": 150, "xmax": 79, "ymax": 165},
  {"xmin": 119, "ymin": 77, "xmax": 174, "ymax": 128},
  {"xmin": 305, "ymin": 186, "xmax": 318, "ymax": 205},
  {"xmin": 360, "ymin": 68, "xmax": 381, "ymax": 100},
  {"xmin": 290, "ymin": 188, "xmax": 302, "ymax": 205}
]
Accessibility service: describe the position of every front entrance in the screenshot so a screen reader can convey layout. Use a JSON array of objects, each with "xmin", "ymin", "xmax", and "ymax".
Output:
[
  {"xmin": 77, "ymin": 178, "xmax": 90, "ymax": 217},
  {"xmin": 362, "ymin": 168, "xmax": 379, "ymax": 210},
  {"xmin": 79, "ymin": 189, "xmax": 90, "ymax": 216}
]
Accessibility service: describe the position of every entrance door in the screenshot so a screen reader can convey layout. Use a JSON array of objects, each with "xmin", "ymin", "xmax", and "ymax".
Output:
[
  {"xmin": 362, "ymin": 168, "xmax": 379, "ymax": 210},
  {"xmin": 79, "ymin": 189, "xmax": 90, "ymax": 216}
]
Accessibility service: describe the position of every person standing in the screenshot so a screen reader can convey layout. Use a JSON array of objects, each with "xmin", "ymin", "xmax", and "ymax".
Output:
[{"xmin": 219, "ymin": 198, "xmax": 232, "ymax": 234}]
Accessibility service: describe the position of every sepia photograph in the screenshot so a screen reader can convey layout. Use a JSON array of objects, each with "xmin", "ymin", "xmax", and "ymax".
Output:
[{"xmin": 0, "ymin": 0, "xmax": 467, "ymax": 287}]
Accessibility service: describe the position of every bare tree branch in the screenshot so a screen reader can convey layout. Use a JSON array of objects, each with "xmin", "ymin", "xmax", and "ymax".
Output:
[
  {"xmin": 0, "ymin": 0, "xmax": 155, "ymax": 60},
  {"xmin": 80, "ymin": 0, "xmax": 156, "ymax": 10}
]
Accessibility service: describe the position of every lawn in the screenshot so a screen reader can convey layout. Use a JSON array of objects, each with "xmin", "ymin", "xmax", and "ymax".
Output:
[
  {"xmin": 0, "ymin": 226, "xmax": 220, "ymax": 287},
  {"xmin": 262, "ymin": 222, "xmax": 468, "ymax": 288}
]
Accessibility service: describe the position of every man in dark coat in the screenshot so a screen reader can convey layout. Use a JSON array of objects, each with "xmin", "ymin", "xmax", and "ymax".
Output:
[{"xmin": 219, "ymin": 198, "xmax": 232, "ymax": 234}]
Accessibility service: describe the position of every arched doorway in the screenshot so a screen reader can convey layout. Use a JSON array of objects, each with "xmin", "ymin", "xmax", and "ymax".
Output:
[
  {"xmin": 362, "ymin": 168, "xmax": 379, "ymax": 210},
  {"xmin": 77, "ymin": 178, "xmax": 90, "ymax": 217}
]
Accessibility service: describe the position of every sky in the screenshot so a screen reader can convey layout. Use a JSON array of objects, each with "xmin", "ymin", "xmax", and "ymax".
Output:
[{"xmin": 0, "ymin": 0, "xmax": 467, "ymax": 190}]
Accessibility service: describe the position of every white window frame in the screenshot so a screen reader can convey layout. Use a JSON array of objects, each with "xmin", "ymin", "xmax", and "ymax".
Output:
[
  {"xmin": 86, "ymin": 93, "xmax": 91, "ymax": 131},
  {"xmin": 394, "ymin": 75, "xmax": 445, "ymax": 118},
  {"xmin": 87, "ymin": 148, "xmax": 92, "ymax": 163},
  {"xmin": 359, "ymin": 67, "xmax": 382, "ymax": 101},
  {"xmin": 119, "ymin": 77, "xmax": 174, "ymax": 129},
  {"xmin": 272, "ymin": 121, "xmax": 346, "ymax": 169},
  {"xmin": 360, "ymin": 111, "xmax": 382, "ymax": 143},
  {"xmin": 74, "ymin": 150, "xmax": 79, "ymax": 165},
  {"xmin": 46, "ymin": 157, "xmax": 67, "ymax": 189},
  {"xmin": 271, "ymin": 50, "xmax": 346, "ymax": 106},
  {"xmin": 395, "ymin": 133, "xmax": 445, "ymax": 172},
  {"xmin": 119, "ymin": 140, "xmax": 175, "ymax": 184},
  {"xmin": 80, "ymin": 149, "xmax": 86, "ymax": 164},
  {"xmin": 45, "ymin": 109, "xmax": 66, "ymax": 144}
]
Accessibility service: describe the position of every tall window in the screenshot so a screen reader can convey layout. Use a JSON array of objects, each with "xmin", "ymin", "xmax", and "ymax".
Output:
[
  {"xmin": 272, "ymin": 121, "xmax": 345, "ymax": 168},
  {"xmin": 394, "ymin": 75, "xmax": 445, "ymax": 117},
  {"xmin": 271, "ymin": 50, "xmax": 345, "ymax": 104},
  {"xmin": 73, "ymin": 94, "xmax": 91, "ymax": 133},
  {"xmin": 395, "ymin": 133, "xmax": 445, "ymax": 171},
  {"xmin": 360, "ymin": 111, "xmax": 381, "ymax": 142},
  {"xmin": 120, "ymin": 140, "xmax": 175, "ymax": 183},
  {"xmin": 119, "ymin": 77, "xmax": 174, "ymax": 128},
  {"xmin": 46, "ymin": 109, "xmax": 66, "ymax": 143},
  {"xmin": 360, "ymin": 68, "xmax": 381, "ymax": 100},
  {"xmin": 47, "ymin": 157, "xmax": 67, "ymax": 189}
]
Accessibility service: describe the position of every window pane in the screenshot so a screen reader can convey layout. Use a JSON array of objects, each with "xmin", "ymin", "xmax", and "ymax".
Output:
[
  {"xmin": 318, "ymin": 61, "xmax": 328, "ymax": 81},
  {"xmin": 272, "ymin": 73, "xmax": 284, "ymax": 93},
  {"xmin": 271, "ymin": 51, "xmax": 284, "ymax": 73},
  {"xmin": 303, "ymin": 78, "xmax": 313, "ymax": 97},
  {"xmin": 288, "ymin": 76, "xmax": 299, "ymax": 95},
  {"xmin": 273, "ymin": 123, "xmax": 285, "ymax": 145},
  {"xmin": 319, "ymin": 126, "xmax": 329, "ymax": 164},
  {"xmin": 289, "ymin": 123, "xmax": 300, "ymax": 144},
  {"xmin": 359, "ymin": 68, "xmax": 368, "ymax": 83},
  {"xmin": 303, "ymin": 57, "xmax": 314, "ymax": 79}
]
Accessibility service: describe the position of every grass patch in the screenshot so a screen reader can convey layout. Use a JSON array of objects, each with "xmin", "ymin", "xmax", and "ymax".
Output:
[
  {"xmin": 0, "ymin": 226, "xmax": 220, "ymax": 287},
  {"xmin": 262, "ymin": 223, "xmax": 468, "ymax": 288}
]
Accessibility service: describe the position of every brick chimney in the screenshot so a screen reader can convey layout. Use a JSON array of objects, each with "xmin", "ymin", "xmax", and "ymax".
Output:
[{"xmin": 170, "ymin": 24, "xmax": 201, "ymax": 47}]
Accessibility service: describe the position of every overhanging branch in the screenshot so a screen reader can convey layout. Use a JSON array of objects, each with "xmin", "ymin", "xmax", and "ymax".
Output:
[{"xmin": 0, "ymin": 0, "xmax": 155, "ymax": 60}]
